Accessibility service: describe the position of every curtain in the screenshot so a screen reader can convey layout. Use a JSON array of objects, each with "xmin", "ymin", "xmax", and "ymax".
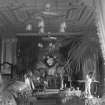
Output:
[
  {"xmin": 82, "ymin": 57, "xmax": 97, "ymax": 80},
  {"xmin": 1, "ymin": 38, "xmax": 17, "ymax": 74},
  {"xmin": 95, "ymin": 0, "xmax": 105, "ymax": 60},
  {"xmin": 95, "ymin": 0, "xmax": 105, "ymax": 95}
]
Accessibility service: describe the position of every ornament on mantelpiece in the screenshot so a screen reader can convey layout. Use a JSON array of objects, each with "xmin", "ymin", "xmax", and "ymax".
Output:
[
  {"xmin": 26, "ymin": 24, "xmax": 32, "ymax": 31},
  {"xmin": 38, "ymin": 43, "xmax": 43, "ymax": 48},
  {"xmin": 38, "ymin": 19, "xmax": 45, "ymax": 33},
  {"xmin": 49, "ymin": 42, "xmax": 55, "ymax": 53},
  {"xmin": 49, "ymin": 43, "xmax": 53, "ymax": 47},
  {"xmin": 60, "ymin": 21, "xmax": 66, "ymax": 32}
]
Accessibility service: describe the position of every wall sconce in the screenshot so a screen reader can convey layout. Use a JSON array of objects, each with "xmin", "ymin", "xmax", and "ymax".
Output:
[
  {"xmin": 60, "ymin": 21, "xmax": 66, "ymax": 32},
  {"xmin": 38, "ymin": 43, "xmax": 43, "ymax": 48},
  {"xmin": 38, "ymin": 19, "xmax": 45, "ymax": 33},
  {"xmin": 26, "ymin": 24, "xmax": 32, "ymax": 31}
]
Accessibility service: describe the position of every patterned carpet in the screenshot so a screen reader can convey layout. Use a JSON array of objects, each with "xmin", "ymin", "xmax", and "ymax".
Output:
[
  {"xmin": 36, "ymin": 95, "xmax": 84, "ymax": 105},
  {"xmin": 15, "ymin": 92, "xmax": 105, "ymax": 105}
]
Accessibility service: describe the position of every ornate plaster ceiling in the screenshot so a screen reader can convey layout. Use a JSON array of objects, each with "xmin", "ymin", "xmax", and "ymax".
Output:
[{"xmin": 0, "ymin": 0, "xmax": 96, "ymax": 34}]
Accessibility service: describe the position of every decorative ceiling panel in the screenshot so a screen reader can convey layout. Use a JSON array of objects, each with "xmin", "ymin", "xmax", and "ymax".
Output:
[
  {"xmin": 82, "ymin": 0, "xmax": 94, "ymax": 7},
  {"xmin": 14, "ymin": 9, "xmax": 29, "ymax": 22},
  {"xmin": 79, "ymin": 6, "xmax": 91, "ymax": 24},
  {"xmin": 0, "ymin": 0, "xmax": 95, "ymax": 34},
  {"xmin": 0, "ymin": 7, "xmax": 17, "ymax": 24}
]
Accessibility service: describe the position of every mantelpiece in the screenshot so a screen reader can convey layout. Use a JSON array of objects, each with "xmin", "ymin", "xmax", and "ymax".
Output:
[{"xmin": 16, "ymin": 32, "xmax": 85, "ymax": 37}]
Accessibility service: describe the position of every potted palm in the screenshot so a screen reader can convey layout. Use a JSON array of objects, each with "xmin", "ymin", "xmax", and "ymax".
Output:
[{"xmin": 60, "ymin": 33, "xmax": 104, "ymax": 96}]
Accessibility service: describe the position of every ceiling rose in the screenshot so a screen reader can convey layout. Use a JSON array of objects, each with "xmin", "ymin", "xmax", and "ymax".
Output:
[
  {"xmin": 45, "ymin": 3, "xmax": 51, "ymax": 10},
  {"xmin": 42, "ymin": 3, "xmax": 59, "ymax": 16}
]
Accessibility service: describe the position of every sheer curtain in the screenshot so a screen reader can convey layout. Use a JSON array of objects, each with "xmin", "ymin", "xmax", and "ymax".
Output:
[
  {"xmin": 95, "ymin": 0, "xmax": 105, "ymax": 60},
  {"xmin": 95, "ymin": 0, "xmax": 105, "ymax": 95}
]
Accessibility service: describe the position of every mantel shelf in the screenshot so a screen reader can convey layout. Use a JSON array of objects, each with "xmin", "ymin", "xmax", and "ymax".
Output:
[{"xmin": 16, "ymin": 32, "xmax": 85, "ymax": 37}]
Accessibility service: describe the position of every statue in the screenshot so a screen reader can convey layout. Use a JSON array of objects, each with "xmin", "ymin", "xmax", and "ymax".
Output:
[{"xmin": 85, "ymin": 72, "xmax": 94, "ymax": 98}]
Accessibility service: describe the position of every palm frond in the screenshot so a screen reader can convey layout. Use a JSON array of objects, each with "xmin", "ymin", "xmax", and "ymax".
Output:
[{"xmin": 62, "ymin": 33, "xmax": 101, "ymax": 74}]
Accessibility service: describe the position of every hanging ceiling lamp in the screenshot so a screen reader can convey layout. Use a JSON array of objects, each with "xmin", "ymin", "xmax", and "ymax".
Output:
[
  {"xmin": 45, "ymin": 3, "xmax": 51, "ymax": 11},
  {"xmin": 42, "ymin": 3, "xmax": 59, "ymax": 16}
]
